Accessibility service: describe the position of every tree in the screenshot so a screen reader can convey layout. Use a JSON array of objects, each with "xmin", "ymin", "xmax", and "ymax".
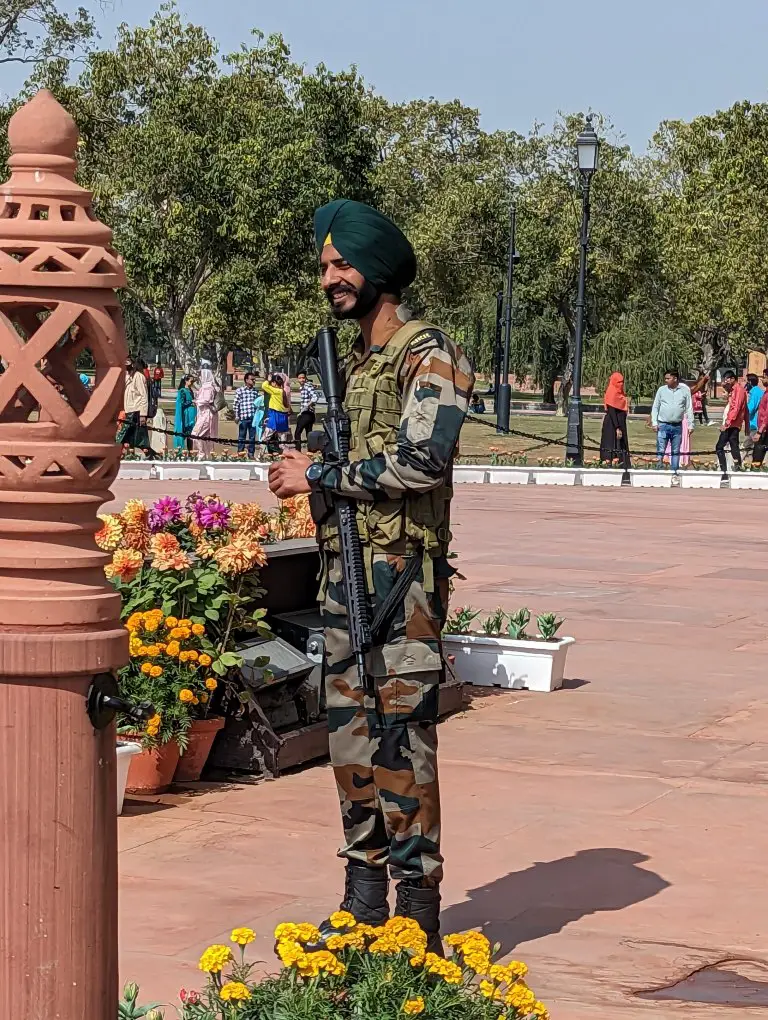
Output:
[{"xmin": 0, "ymin": 1, "xmax": 98, "ymax": 66}]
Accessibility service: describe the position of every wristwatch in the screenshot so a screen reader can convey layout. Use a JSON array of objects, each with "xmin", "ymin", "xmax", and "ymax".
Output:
[{"xmin": 305, "ymin": 462, "xmax": 324, "ymax": 491}]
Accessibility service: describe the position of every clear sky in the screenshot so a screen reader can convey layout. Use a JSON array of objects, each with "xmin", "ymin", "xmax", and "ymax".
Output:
[{"xmin": 5, "ymin": 0, "xmax": 768, "ymax": 150}]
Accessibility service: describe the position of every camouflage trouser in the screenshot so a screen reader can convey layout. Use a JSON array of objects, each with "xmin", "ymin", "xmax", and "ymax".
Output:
[{"xmin": 322, "ymin": 550, "xmax": 448, "ymax": 884}]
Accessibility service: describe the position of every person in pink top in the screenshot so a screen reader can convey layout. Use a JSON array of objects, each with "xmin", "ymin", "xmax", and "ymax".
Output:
[{"xmin": 716, "ymin": 370, "xmax": 747, "ymax": 477}]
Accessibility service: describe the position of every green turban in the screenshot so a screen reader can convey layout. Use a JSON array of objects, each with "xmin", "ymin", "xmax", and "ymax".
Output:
[{"xmin": 314, "ymin": 199, "xmax": 417, "ymax": 293}]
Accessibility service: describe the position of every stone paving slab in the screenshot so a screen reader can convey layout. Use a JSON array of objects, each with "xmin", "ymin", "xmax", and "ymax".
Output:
[{"xmin": 113, "ymin": 482, "xmax": 768, "ymax": 1017}]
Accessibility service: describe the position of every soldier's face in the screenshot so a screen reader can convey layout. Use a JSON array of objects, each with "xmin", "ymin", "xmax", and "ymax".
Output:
[{"xmin": 320, "ymin": 244, "xmax": 377, "ymax": 320}]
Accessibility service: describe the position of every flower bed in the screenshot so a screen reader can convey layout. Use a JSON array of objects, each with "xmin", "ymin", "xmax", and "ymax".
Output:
[
  {"xmin": 97, "ymin": 493, "xmax": 316, "ymax": 783},
  {"xmin": 123, "ymin": 919, "xmax": 548, "ymax": 1019}
]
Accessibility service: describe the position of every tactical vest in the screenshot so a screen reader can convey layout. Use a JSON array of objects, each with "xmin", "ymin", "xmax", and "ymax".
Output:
[{"xmin": 318, "ymin": 320, "xmax": 454, "ymax": 593}]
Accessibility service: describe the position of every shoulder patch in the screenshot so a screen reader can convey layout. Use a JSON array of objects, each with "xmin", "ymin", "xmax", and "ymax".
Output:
[{"xmin": 409, "ymin": 328, "xmax": 447, "ymax": 355}]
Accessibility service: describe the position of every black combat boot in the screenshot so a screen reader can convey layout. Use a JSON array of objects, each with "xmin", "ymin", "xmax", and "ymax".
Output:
[
  {"xmin": 395, "ymin": 880, "xmax": 443, "ymax": 956},
  {"xmin": 312, "ymin": 861, "xmax": 390, "ymax": 947}
]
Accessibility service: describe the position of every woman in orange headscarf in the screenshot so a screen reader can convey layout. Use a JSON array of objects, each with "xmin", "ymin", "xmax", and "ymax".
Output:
[{"xmin": 600, "ymin": 372, "xmax": 631, "ymax": 465}]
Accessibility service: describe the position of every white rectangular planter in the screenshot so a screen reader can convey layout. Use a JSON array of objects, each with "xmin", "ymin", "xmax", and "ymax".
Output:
[
  {"xmin": 679, "ymin": 471, "xmax": 722, "ymax": 489},
  {"xmin": 532, "ymin": 468, "xmax": 578, "ymax": 486},
  {"xmin": 488, "ymin": 467, "xmax": 531, "ymax": 485},
  {"xmin": 730, "ymin": 472, "xmax": 768, "ymax": 490},
  {"xmin": 207, "ymin": 464, "xmax": 255, "ymax": 481},
  {"xmin": 116, "ymin": 741, "xmax": 141, "ymax": 814},
  {"xmin": 118, "ymin": 463, "xmax": 156, "ymax": 480},
  {"xmin": 454, "ymin": 467, "xmax": 489, "ymax": 484},
  {"xmin": 580, "ymin": 469, "xmax": 624, "ymax": 487},
  {"xmin": 156, "ymin": 464, "xmax": 203, "ymax": 481},
  {"xmin": 442, "ymin": 633, "xmax": 575, "ymax": 693},
  {"xmin": 630, "ymin": 470, "xmax": 672, "ymax": 488}
]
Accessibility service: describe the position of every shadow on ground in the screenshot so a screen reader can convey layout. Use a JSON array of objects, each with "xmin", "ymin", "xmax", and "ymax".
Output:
[{"xmin": 442, "ymin": 848, "xmax": 670, "ymax": 952}]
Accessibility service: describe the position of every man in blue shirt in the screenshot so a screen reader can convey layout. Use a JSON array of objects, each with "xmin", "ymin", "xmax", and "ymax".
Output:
[{"xmin": 746, "ymin": 373, "xmax": 765, "ymax": 435}]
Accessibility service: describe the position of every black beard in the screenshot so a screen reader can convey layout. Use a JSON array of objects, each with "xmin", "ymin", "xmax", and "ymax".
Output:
[{"xmin": 326, "ymin": 280, "xmax": 380, "ymax": 320}]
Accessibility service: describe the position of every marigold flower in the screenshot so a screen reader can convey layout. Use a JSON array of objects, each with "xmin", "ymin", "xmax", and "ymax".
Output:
[
  {"xmin": 220, "ymin": 981, "xmax": 251, "ymax": 1002},
  {"xmin": 532, "ymin": 1000, "xmax": 550, "ymax": 1019},
  {"xmin": 199, "ymin": 653, "xmax": 212, "ymax": 667},
  {"xmin": 149, "ymin": 665, "xmax": 163, "ymax": 678},
  {"xmin": 300, "ymin": 950, "xmax": 345, "ymax": 977},
  {"xmin": 95, "ymin": 514, "xmax": 123, "ymax": 551},
  {"xmin": 146, "ymin": 724, "xmax": 159, "ymax": 737},
  {"xmin": 329, "ymin": 910, "xmax": 356, "ymax": 929},
  {"xmin": 191, "ymin": 623, "xmax": 205, "ymax": 636},
  {"xmin": 140, "ymin": 662, "xmax": 152, "ymax": 675},
  {"xmin": 274, "ymin": 923, "xmax": 300, "ymax": 942},
  {"xmin": 276, "ymin": 938, "xmax": 305, "ymax": 967},
  {"xmin": 165, "ymin": 616, "xmax": 179, "ymax": 628},
  {"xmin": 198, "ymin": 944, "xmax": 233, "ymax": 973},
  {"xmin": 423, "ymin": 954, "xmax": 462, "ymax": 984},
  {"xmin": 402, "ymin": 997, "xmax": 425, "ymax": 1015},
  {"xmin": 179, "ymin": 688, "xmax": 195, "ymax": 703},
  {"xmin": 294, "ymin": 922, "xmax": 322, "ymax": 944},
  {"xmin": 166, "ymin": 641, "xmax": 181, "ymax": 657},
  {"xmin": 179, "ymin": 619, "xmax": 192, "ymax": 627},
  {"xmin": 105, "ymin": 548, "xmax": 143, "ymax": 582},
  {"xmin": 205, "ymin": 677, "xmax": 218, "ymax": 691},
  {"xmin": 147, "ymin": 713, "xmax": 162, "ymax": 728},
  {"xmin": 230, "ymin": 927, "xmax": 256, "ymax": 946}
]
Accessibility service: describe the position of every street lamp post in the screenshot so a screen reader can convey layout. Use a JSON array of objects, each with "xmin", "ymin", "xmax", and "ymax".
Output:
[
  {"xmin": 496, "ymin": 204, "xmax": 520, "ymax": 435},
  {"xmin": 565, "ymin": 115, "xmax": 600, "ymax": 465}
]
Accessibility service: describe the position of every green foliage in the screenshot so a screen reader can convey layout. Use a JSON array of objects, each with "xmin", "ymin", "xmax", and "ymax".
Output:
[
  {"xmin": 535, "ymin": 613, "xmax": 564, "ymax": 642},
  {"xmin": 443, "ymin": 606, "xmax": 480, "ymax": 634},
  {"xmin": 506, "ymin": 609, "xmax": 531, "ymax": 640},
  {"xmin": 0, "ymin": 1, "xmax": 97, "ymax": 68},
  {"xmin": 480, "ymin": 607, "xmax": 506, "ymax": 636},
  {"xmin": 118, "ymin": 981, "xmax": 162, "ymax": 1019}
]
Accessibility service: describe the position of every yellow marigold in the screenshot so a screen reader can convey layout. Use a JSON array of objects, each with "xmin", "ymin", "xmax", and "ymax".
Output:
[
  {"xmin": 423, "ymin": 954, "xmax": 462, "ymax": 984},
  {"xmin": 205, "ymin": 677, "xmax": 218, "ymax": 691},
  {"xmin": 140, "ymin": 662, "xmax": 152, "ymax": 675},
  {"xmin": 480, "ymin": 980, "xmax": 501, "ymax": 999},
  {"xmin": 489, "ymin": 961, "xmax": 528, "ymax": 984},
  {"xmin": 198, "ymin": 944, "xmax": 233, "ymax": 973},
  {"xmin": 104, "ymin": 548, "xmax": 143, "ymax": 582},
  {"xmin": 329, "ymin": 910, "xmax": 356, "ymax": 929},
  {"xmin": 445, "ymin": 933, "xmax": 469, "ymax": 949},
  {"xmin": 464, "ymin": 950, "xmax": 491, "ymax": 973},
  {"xmin": 146, "ymin": 724, "xmax": 159, "ymax": 737},
  {"xmin": 149, "ymin": 665, "xmax": 162, "ymax": 678},
  {"xmin": 294, "ymin": 923, "xmax": 322, "ymax": 944},
  {"xmin": 143, "ymin": 618, "xmax": 159, "ymax": 632},
  {"xmin": 326, "ymin": 930, "xmax": 366, "ymax": 951},
  {"xmin": 301, "ymin": 950, "xmax": 345, "ymax": 977},
  {"xmin": 126, "ymin": 611, "xmax": 143, "ymax": 631},
  {"xmin": 410, "ymin": 954, "xmax": 425, "ymax": 968},
  {"xmin": 504, "ymin": 983, "xmax": 536, "ymax": 1012},
  {"xmin": 178, "ymin": 618, "xmax": 191, "ymax": 627},
  {"xmin": 186, "ymin": 650, "xmax": 198, "ymax": 662},
  {"xmin": 191, "ymin": 623, "xmax": 205, "ymax": 636},
  {"xmin": 402, "ymin": 997, "xmax": 425, "ymax": 1015},
  {"xmin": 179, "ymin": 688, "xmax": 195, "ymax": 704},
  {"xmin": 169, "ymin": 627, "xmax": 184, "ymax": 640},
  {"xmin": 147, "ymin": 713, "xmax": 162, "ymax": 728},
  {"xmin": 532, "ymin": 1001, "xmax": 550, "ymax": 1019},
  {"xmin": 274, "ymin": 923, "xmax": 300, "ymax": 941},
  {"xmin": 165, "ymin": 616, "xmax": 179, "ymax": 628},
  {"xmin": 276, "ymin": 939, "xmax": 305, "ymax": 967},
  {"xmin": 166, "ymin": 641, "xmax": 180, "ymax": 657},
  {"xmin": 230, "ymin": 927, "xmax": 256, "ymax": 946},
  {"xmin": 95, "ymin": 514, "xmax": 124, "ymax": 551},
  {"xmin": 144, "ymin": 644, "xmax": 159, "ymax": 657},
  {"xmin": 219, "ymin": 981, "xmax": 251, "ymax": 1002},
  {"xmin": 199, "ymin": 653, "xmax": 212, "ymax": 667},
  {"xmin": 368, "ymin": 936, "xmax": 401, "ymax": 955}
]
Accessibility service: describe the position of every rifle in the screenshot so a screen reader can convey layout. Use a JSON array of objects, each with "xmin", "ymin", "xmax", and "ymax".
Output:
[
  {"xmin": 304, "ymin": 326, "xmax": 424, "ymax": 700},
  {"xmin": 305, "ymin": 326, "xmax": 373, "ymax": 697}
]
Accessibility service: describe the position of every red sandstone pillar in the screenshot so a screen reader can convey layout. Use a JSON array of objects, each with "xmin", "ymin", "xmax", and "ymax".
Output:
[{"xmin": 0, "ymin": 90, "xmax": 128, "ymax": 1019}]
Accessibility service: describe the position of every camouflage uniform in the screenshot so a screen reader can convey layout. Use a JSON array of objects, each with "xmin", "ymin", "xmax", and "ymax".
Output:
[{"xmin": 317, "ymin": 317, "xmax": 474, "ymax": 885}]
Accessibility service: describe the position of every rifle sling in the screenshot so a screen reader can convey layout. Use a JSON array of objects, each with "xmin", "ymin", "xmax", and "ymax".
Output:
[{"xmin": 369, "ymin": 554, "xmax": 423, "ymax": 646}]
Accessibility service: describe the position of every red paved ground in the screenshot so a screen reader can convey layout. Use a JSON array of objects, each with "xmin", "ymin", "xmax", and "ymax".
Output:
[{"xmin": 113, "ymin": 481, "xmax": 768, "ymax": 1018}]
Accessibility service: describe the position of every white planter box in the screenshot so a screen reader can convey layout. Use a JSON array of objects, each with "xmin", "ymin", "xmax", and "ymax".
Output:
[
  {"xmin": 532, "ymin": 468, "xmax": 578, "ymax": 486},
  {"xmin": 156, "ymin": 464, "xmax": 203, "ymax": 481},
  {"xmin": 118, "ymin": 463, "xmax": 156, "ymax": 480},
  {"xmin": 454, "ymin": 467, "xmax": 489, "ymax": 484},
  {"xmin": 116, "ymin": 741, "xmax": 141, "ymax": 814},
  {"xmin": 679, "ymin": 471, "xmax": 722, "ymax": 489},
  {"xmin": 630, "ymin": 470, "xmax": 672, "ymax": 488},
  {"xmin": 207, "ymin": 464, "xmax": 255, "ymax": 481},
  {"xmin": 730, "ymin": 472, "xmax": 768, "ymax": 489},
  {"xmin": 442, "ymin": 633, "xmax": 575, "ymax": 693},
  {"xmin": 580, "ymin": 469, "xmax": 625, "ymax": 487},
  {"xmin": 488, "ymin": 467, "xmax": 531, "ymax": 485}
]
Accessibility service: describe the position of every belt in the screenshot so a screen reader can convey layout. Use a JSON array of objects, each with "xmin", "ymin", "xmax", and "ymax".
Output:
[{"xmin": 658, "ymin": 420, "xmax": 683, "ymax": 426}]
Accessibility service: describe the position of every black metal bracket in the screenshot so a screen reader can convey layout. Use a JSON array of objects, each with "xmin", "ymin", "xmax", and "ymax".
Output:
[{"xmin": 86, "ymin": 672, "xmax": 153, "ymax": 730}]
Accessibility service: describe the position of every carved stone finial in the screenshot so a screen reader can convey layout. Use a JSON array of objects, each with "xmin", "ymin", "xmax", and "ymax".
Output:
[{"xmin": 8, "ymin": 88, "xmax": 79, "ymax": 160}]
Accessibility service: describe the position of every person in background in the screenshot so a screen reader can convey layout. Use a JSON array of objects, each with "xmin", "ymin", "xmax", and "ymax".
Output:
[
  {"xmin": 690, "ymin": 371, "xmax": 710, "ymax": 425},
  {"xmin": 746, "ymin": 373, "xmax": 765, "ymax": 436},
  {"xmin": 174, "ymin": 375, "xmax": 196, "ymax": 451},
  {"xmin": 79, "ymin": 371, "xmax": 91, "ymax": 391},
  {"xmin": 651, "ymin": 368, "xmax": 693, "ymax": 473},
  {"xmin": 599, "ymin": 371, "xmax": 630, "ymax": 466},
  {"xmin": 191, "ymin": 367, "xmax": 220, "ymax": 459},
  {"xmin": 233, "ymin": 372, "xmax": 259, "ymax": 458},
  {"xmin": 151, "ymin": 366, "xmax": 164, "ymax": 411},
  {"xmin": 751, "ymin": 382, "xmax": 768, "ymax": 466},
  {"xmin": 716, "ymin": 370, "xmax": 747, "ymax": 477},
  {"xmin": 251, "ymin": 388, "xmax": 266, "ymax": 447},
  {"xmin": 469, "ymin": 392, "xmax": 486, "ymax": 415},
  {"xmin": 294, "ymin": 370, "xmax": 320, "ymax": 451},
  {"xmin": 117, "ymin": 356, "xmax": 154, "ymax": 459},
  {"xmin": 261, "ymin": 371, "xmax": 291, "ymax": 453}
]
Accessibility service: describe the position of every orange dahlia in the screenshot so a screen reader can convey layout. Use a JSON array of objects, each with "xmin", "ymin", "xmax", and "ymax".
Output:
[
  {"xmin": 213, "ymin": 537, "xmax": 267, "ymax": 576},
  {"xmin": 95, "ymin": 514, "xmax": 124, "ymax": 551},
  {"xmin": 105, "ymin": 548, "xmax": 143, "ymax": 582}
]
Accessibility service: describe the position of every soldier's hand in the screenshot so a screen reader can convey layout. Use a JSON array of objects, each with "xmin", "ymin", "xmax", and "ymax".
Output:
[{"xmin": 268, "ymin": 449, "xmax": 313, "ymax": 498}]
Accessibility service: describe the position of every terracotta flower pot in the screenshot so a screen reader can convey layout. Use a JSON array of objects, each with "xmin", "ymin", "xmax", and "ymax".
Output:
[
  {"xmin": 174, "ymin": 716, "xmax": 226, "ymax": 783},
  {"xmin": 123, "ymin": 737, "xmax": 181, "ymax": 795}
]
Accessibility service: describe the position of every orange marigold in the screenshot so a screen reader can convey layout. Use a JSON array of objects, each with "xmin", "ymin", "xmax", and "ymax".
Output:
[
  {"xmin": 105, "ymin": 548, "xmax": 143, "ymax": 582},
  {"xmin": 95, "ymin": 514, "xmax": 123, "ymax": 551}
]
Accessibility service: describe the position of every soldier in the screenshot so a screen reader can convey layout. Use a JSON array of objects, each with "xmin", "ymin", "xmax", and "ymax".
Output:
[{"xmin": 268, "ymin": 199, "xmax": 474, "ymax": 952}]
